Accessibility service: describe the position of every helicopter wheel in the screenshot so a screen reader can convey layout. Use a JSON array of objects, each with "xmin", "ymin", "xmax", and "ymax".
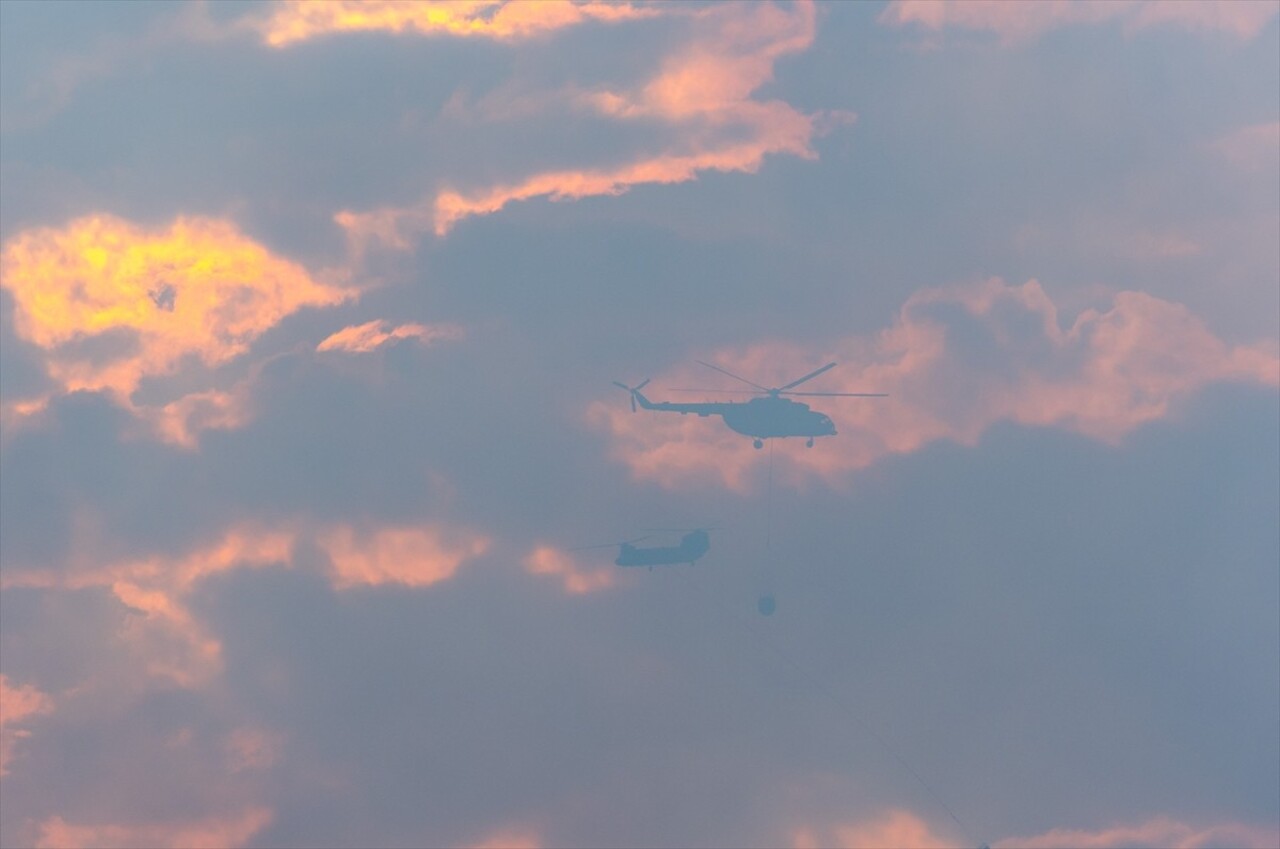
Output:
[
  {"xmin": 806, "ymin": 437, "xmax": 814, "ymax": 447},
  {"xmin": 753, "ymin": 439, "xmax": 764, "ymax": 450}
]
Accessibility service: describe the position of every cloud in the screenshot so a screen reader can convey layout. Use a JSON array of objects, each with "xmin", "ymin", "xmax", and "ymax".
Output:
[
  {"xmin": 335, "ymin": 1, "xmax": 840, "ymax": 243},
  {"xmin": 461, "ymin": 827, "xmax": 543, "ymax": 849},
  {"xmin": 588, "ymin": 279, "xmax": 1279, "ymax": 491},
  {"xmin": 316, "ymin": 319, "xmax": 465, "ymax": 354},
  {"xmin": 880, "ymin": 0, "xmax": 1279, "ymax": 45},
  {"xmin": 252, "ymin": 0, "xmax": 659, "ymax": 48},
  {"xmin": 0, "ymin": 214, "xmax": 351, "ymax": 444},
  {"xmin": 994, "ymin": 816, "xmax": 1280, "ymax": 849},
  {"xmin": 2, "ymin": 521, "xmax": 488, "ymax": 688},
  {"xmin": 319, "ymin": 524, "xmax": 490, "ymax": 589},
  {"xmin": 523, "ymin": 544, "xmax": 616, "ymax": 595},
  {"xmin": 34, "ymin": 807, "xmax": 272, "ymax": 849},
  {"xmin": 1211, "ymin": 121, "xmax": 1280, "ymax": 174},
  {"xmin": 0, "ymin": 675, "xmax": 54, "ymax": 778},
  {"xmin": 793, "ymin": 809, "xmax": 958, "ymax": 849}
]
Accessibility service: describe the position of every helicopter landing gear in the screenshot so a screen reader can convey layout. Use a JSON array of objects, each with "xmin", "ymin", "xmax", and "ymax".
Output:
[
  {"xmin": 753, "ymin": 439, "xmax": 764, "ymax": 449},
  {"xmin": 806, "ymin": 437, "xmax": 814, "ymax": 448}
]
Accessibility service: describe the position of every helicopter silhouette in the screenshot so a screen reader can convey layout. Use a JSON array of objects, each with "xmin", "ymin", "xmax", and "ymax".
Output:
[
  {"xmin": 573, "ymin": 529, "xmax": 711, "ymax": 569},
  {"xmin": 615, "ymin": 361, "xmax": 885, "ymax": 448}
]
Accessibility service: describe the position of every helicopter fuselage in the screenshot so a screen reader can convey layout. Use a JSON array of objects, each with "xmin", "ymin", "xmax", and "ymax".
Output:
[
  {"xmin": 616, "ymin": 530, "xmax": 710, "ymax": 567},
  {"xmin": 631, "ymin": 392, "xmax": 836, "ymax": 441}
]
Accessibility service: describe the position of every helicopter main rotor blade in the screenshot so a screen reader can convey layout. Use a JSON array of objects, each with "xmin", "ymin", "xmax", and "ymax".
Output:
[
  {"xmin": 782, "ymin": 391, "xmax": 889, "ymax": 397},
  {"xmin": 570, "ymin": 536, "xmax": 651, "ymax": 551},
  {"xmin": 696, "ymin": 360, "xmax": 771, "ymax": 393},
  {"xmin": 667, "ymin": 388, "xmax": 761, "ymax": 394},
  {"xmin": 777, "ymin": 361, "xmax": 837, "ymax": 392},
  {"xmin": 640, "ymin": 527, "xmax": 719, "ymax": 532}
]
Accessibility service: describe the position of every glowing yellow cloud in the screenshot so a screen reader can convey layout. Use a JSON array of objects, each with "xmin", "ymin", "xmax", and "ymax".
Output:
[
  {"xmin": 316, "ymin": 319, "xmax": 464, "ymax": 353},
  {"xmin": 524, "ymin": 545, "xmax": 617, "ymax": 595},
  {"xmin": 590, "ymin": 280, "xmax": 1280, "ymax": 491},
  {"xmin": 2, "ymin": 215, "xmax": 348, "ymax": 396},
  {"xmin": 254, "ymin": 0, "xmax": 658, "ymax": 48}
]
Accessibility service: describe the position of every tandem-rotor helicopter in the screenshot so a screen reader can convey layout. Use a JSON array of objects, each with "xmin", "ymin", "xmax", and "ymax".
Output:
[
  {"xmin": 614, "ymin": 361, "xmax": 885, "ymax": 449},
  {"xmin": 574, "ymin": 528, "xmax": 712, "ymax": 569}
]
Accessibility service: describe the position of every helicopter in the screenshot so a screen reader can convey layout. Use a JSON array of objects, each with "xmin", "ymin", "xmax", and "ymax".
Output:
[
  {"xmin": 573, "ymin": 529, "xmax": 712, "ymax": 569},
  {"xmin": 614, "ymin": 361, "xmax": 885, "ymax": 448}
]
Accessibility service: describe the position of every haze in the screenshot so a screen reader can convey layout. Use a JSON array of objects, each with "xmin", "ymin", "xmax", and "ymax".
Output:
[{"xmin": 1, "ymin": 2, "xmax": 1277, "ymax": 848}]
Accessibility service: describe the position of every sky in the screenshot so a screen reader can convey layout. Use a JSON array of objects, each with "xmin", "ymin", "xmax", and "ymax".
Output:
[{"xmin": 0, "ymin": 2, "xmax": 1277, "ymax": 847}]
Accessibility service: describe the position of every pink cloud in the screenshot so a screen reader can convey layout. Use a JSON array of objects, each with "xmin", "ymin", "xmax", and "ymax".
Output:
[
  {"xmin": 319, "ymin": 524, "xmax": 491, "ymax": 589},
  {"xmin": 336, "ymin": 1, "xmax": 840, "ymax": 243},
  {"xmin": 0, "ymin": 675, "xmax": 55, "ymax": 778},
  {"xmin": 34, "ymin": 807, "xmax": 273, "ymax": 849},
  {"xmin": 461, "ymin": 827, "xmax": 543, "ymax": 849},
  {"xmin": 317, "ymin": 319, "xmax": 465, "ymax": 353},
  {"xmin": 589, "ymin": 279, "xmax": 1279, "ymax": 491},
  {"xmin": 523, "ymin": 545, "xmax": 617, "ymax": 595},
  {"xmin": 792, "ymin": 809, "xmax": 959, "ymax": 849},
  {"xmin": 994, "ymin": 816, "xmax": 1280, "ymax": 849},
  {"xmin": 2, "ymin": 520, "xmax": 488, "ymax": 688},
  {"xmin": 1211, "ymin": 121, "xmax": 1280, "ymax": 173},
  {"xmin": 880, "ymin": 0, "xmax": 1278, "ymax": 45}
]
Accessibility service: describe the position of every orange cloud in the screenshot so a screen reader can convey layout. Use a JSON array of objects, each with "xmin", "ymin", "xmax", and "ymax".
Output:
[
  {"xmin": 0, "ymin": 528, "xmax": 286, "ymax": 688},
  {"xmin": 317, "ymin": 319, "xmax": 465, "ymax": 353},
  {"xmin": 461, "ymin": 827, "xmax": 543, "ymax": 849},
  {"xmin": 523, "ymin": 545, "xmax": 617, "ymax": 595},
  {"xmin": 994, "ymin": 816, "xmax": 1280, "ymax": 849},
  {"xmin": 2, "ymin": 520, "xmax": 486, "ymax": 689},
  {"xmin": 253, "ymin": 0, "xmax": 658, "ymax": 48},
  {"xmin": 589, "ymin": 279, "xmax": 1280, "ymax": 491},
  {"xmin": 319, "ymin": 524, "xmax": 490, "ymax": 589},
  {"xmin": 0, "ymin": 214, "xmax": 350, "ymax": 444},
  {"xmin": 880, "ymin": 0, "xmax": 1278, "ymax": 45},
  {"xmin": 0, "ymin": 675, "xmax": 55, "ymax": 778},
  {"xmin": 337, "ymin": 1, "xmax": 838, "ymax": 242},
  {"xmin": 793, "ymin": 809, "xmax": 958, "ymax": 849},
  {"xmin": 35, "ymin": 807, "xmax": 273, "ymax": 849}
]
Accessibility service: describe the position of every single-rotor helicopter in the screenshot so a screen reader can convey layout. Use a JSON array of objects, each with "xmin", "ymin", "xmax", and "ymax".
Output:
[
  {"xmin": 573, "ymin": 528, "xmax": 712, "ymax": 569},
  {"xmin": 615, "ymin": 361, "xmax": 885, "ymax": 449}
]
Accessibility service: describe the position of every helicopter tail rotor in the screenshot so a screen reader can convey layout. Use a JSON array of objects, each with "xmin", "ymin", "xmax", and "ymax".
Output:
[{"xmin": 612, "ymin": 379, "xmax": 650, "ymax": 412}]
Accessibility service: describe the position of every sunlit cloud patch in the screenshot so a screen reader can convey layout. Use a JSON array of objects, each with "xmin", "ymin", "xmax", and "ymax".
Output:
[
  {"xmin": 252, "ymin": 0, "xmax": 659, "ymax": 48},
  {"xmin": 0, "ymin": 675, "xmax": 55, "ymax": 778},
  {"xmin": 792, "ymin": 809, "xmax": 958, "ymax": 849},
  {"xmin": 332, "ymin": 1, "xmax": 843, "ymax": 243},
  {"xmin": 2, "ymin": 521, "xmax": 489, "ymax": 689},
  {"xmin": 0, "ymin": 215, "xmax": 351, "ymax": 444},
  {"xmin": 32, "ymin": 807, "xmax": 273, "ymax": 849},
  {"xmin": 590, "ymin": 279, "xmax": 1280, "ymax": 491},
  {"xmin": 316, "ymin": 319, "xmax": 465, "ymax": 354},
  {"xmin": 523, "ymin": 544, "xmax": 617, "ymax": 595},
  {"xmin": 318, "ymin": 523, "xmax": 490, "ymax": 589}
]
